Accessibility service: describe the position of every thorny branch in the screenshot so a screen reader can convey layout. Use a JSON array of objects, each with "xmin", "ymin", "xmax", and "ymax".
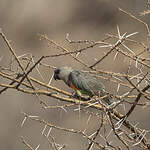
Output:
[
  {"xmin": 0, "ymin": 29, "xmax": 35, "ymax": 89},
  {"xmin": 1, "ymin": 7, "xmax": 150, "ymax": 149}
]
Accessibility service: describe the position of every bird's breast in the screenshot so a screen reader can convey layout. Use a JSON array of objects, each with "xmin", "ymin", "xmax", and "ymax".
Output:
[{"xmin": 69, "ymin": 81, "xmax": 78, "ymax": 92}]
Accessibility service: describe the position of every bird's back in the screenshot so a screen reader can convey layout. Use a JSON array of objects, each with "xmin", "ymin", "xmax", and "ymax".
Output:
[{"xmin": 69, "ymin": 70, "xmax": 105, "ymax": 96}]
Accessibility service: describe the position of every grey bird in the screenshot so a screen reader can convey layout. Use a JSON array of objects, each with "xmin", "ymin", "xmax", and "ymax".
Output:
[{"xmin": 54, "ymin": 66, "xmax": 111, "ymax": 104}]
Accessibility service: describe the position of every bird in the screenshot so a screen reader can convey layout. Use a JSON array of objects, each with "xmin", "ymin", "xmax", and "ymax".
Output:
[{"xmin": 54, "ymin": 66, "xmax": 111, "ymax": 105}]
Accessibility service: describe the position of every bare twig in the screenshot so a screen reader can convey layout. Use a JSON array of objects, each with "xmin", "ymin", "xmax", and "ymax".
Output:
[{"xmin": 119, "ymin": 8, "xmax": 150, "ymax": 36}]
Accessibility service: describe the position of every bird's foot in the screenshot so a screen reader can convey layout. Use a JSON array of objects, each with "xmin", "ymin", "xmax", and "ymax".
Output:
[{"xmin": 70, "ymin": 92, "xmax": 90, "ymax": 101}]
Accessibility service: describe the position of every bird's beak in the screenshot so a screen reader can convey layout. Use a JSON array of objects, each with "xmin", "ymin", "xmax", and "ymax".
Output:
[
  {"xmin": 54, "ymin": 73, "xmax": 60, "ymax": 80},
  {"xmin": 54, "ymin": 73, "xmax": 58, "ymax": 80}
]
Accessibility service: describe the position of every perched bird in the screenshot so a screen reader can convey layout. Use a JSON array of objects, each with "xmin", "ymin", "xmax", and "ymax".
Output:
[{"xmin": 54, "ymin": 66, "xmax": 111, "ymax": 104}]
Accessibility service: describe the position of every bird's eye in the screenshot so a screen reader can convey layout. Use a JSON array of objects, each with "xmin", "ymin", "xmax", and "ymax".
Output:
[{"xmin": 55, "ymin": 69, "xmax": 60, "ymax": 74}]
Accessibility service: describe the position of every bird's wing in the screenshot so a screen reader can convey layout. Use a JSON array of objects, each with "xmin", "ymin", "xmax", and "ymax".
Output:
[{"xmin": 69, "ymin": 70, "xmax": 105, "ymax": 96}]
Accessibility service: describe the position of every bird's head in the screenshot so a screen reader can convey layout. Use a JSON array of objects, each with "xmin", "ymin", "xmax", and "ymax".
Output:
[{"xmin": 54, "ymin": 66, "xmax": 73, "ymax": 84}]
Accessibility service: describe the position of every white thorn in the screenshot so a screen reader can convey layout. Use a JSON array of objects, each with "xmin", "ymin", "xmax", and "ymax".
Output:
[
  {"xmin": 42, "ymin": 124, "xmax": 47, "ymax": 135},
  {"xmin": 113, "ymin": 52, "xmax": 119, "ymax": 61},
  {"xmin": 126, "ymin": 32, "xmax": 138, "ymax": 38},
  {"xmin": 48, "ymin": 73, "xmax": 54, "ymax": 85},
  {"xmin": 117, "ymin": 83, "xmax": 120, "ymax": 93},
  {"xmin": 47, "ymin": 127, "xmax": 52, "ymax": 137},
  {"xmin": 21, "ymin": 116, "xmax": 27, "ymax": 127},
  {"xmin": 35, "ymin": 144, "xmax": 40, "ymax": 150}
]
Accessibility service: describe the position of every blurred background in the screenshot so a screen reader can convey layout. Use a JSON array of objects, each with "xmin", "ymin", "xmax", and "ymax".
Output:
[{"xmin": 0, "ymin": 0, "xmax": 150, "ymax": 149}]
